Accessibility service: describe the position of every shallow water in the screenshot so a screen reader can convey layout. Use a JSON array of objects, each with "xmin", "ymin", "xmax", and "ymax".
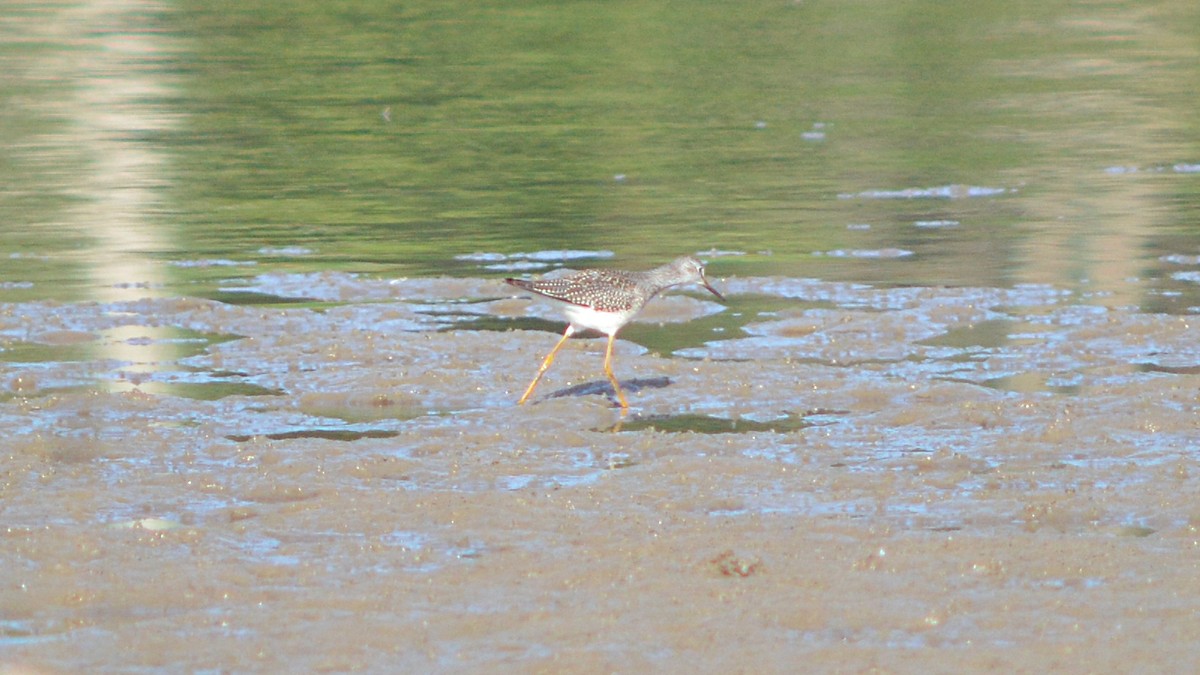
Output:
[
  {"xmin": 3, "ymin": 271, "xmax": 1199, "ymax": 671},
  {"xmin": 5, "ymin": 0, "xmax": 1200, "ymax": 671}
]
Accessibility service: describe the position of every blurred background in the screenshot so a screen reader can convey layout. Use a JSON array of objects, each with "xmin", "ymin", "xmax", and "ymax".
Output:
[{"xmin": 2, "ymin": 0, "xmax": 1199, "ymax": 311}]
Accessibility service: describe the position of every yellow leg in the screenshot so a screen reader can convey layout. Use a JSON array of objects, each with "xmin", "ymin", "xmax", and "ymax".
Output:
[
  {"xmin": 517, "ymin": 326, "xmax": 574, "ymax": 405},
  {"xmin": 603, "ymin": 334, "xmax": 629, "ymax": 410}
]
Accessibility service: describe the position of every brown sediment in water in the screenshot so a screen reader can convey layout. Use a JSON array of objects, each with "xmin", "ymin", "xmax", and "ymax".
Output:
[{"xmin": 1, "ymin": 274, "xmax": 1199, "ymax": 671}]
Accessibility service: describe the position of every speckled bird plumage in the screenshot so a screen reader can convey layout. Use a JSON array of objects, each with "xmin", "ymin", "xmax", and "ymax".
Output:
[
  {"xmin": 504, "ymin": 256, "xmax": 724, "ymax": 409},
  {"xmin": 507, "ymin": 268, "xmax": 643, "ymax": 314},
  {"xmin": 505, "ymin": 256, "xmax": 723, "ymax": 324}
]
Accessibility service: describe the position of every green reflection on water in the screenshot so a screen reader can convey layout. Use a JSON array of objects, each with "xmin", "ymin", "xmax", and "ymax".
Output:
[
  {"xmin": 134, "ymin": 380, "xmax": 287, "ymax": 401},
  {"xmin": 615, "ymin": 412, "xmax": 815, "ymax": 435},
  {"xmin": 160, "ymin": 0, "xmax": 1030, "ymax": 273},
  {"xmin": 1, "ymin": 0, "xmax": 1199, "ymax": 309}
]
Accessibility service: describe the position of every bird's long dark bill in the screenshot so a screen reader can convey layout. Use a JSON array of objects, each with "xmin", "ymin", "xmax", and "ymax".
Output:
[{"xmin": 701, "ymin": 276, "xmax": 725, "ymax": 301}]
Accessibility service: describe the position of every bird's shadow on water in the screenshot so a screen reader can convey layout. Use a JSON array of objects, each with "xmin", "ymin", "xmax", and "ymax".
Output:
[{"xmin": 547, "ymin": 376, "xmax": 672, "ymax": 404}]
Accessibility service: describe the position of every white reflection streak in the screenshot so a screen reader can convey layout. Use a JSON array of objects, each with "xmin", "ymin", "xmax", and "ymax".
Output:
[{"xmin": 60, "ymin": 1, "xmax": 179, "ymax": 391}]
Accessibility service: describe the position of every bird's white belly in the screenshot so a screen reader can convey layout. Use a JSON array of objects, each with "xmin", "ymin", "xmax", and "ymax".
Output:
[{"xmin": 563, "ymin": 303, "xmax": 634, "ymax": 336}]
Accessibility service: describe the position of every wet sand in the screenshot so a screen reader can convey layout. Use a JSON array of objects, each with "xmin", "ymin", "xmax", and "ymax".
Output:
[{"xmin": 2, "ymin": 273, "xmax": 1199, "ymax": 672}]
